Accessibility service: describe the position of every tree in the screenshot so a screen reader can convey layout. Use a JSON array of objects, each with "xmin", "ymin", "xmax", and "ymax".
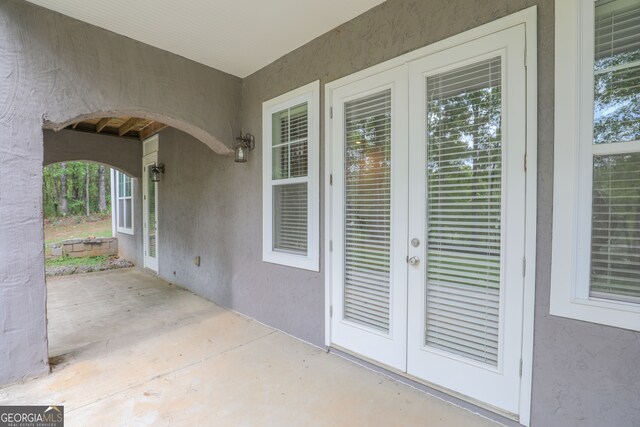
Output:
[
  {"xmin": 85, "ymin": 163, "xmax": 90, "ymax": 216},
  {"xmin": 60, "ymin": 162, "xmax": 68, "ymax": 216},
  {"xmin": 98, "ymin": 165, "xmax": 107, "ymax": 212},
  {"xmin": 42, "ymin": 161, "xmax": 112, "ymax": 219}
]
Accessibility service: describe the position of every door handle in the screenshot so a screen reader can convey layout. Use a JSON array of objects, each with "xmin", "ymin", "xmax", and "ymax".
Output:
[{"xmin": 408, "ymin": 256, "xmax": 420, "ymax": 266}]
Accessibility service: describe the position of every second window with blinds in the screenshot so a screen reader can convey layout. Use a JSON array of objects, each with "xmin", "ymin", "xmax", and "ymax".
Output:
[
  {"xmin": 552, "ymin": 0, "xmax": 640, "ymax": 331},
  {"xmin": 115, "ymin": 170, "xmax": 134, "ymax": 235},
  {"xmin": 262, "ymin": 81, "xmax": 320, "ymax": 271}
]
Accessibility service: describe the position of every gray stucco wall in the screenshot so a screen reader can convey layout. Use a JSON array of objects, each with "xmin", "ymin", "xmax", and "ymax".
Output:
[
  {"xmin": 116, "ymin": 178, "xmax": 143, "ymax": 268},
  {"xmin": 44, "ymin": 129, "xmax": 142, "ymax": 177},
  {"xmin": 156, "ymin": 128, "xmax": 233, "ymax": 300},
  {"xmin": 237, "ymin": 1, "xmax": 640, "ymax": 426},
  {"xmin": 0, "ymin": 0, "xmax": 241, "ymax": 386},
  {"xmin": 1, "ymin": 0, "xmax": 639, "ymax": 426}
]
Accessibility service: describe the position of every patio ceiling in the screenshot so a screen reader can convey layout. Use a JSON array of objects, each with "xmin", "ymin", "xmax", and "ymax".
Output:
[
  {"xmin": 24, "ymin": 0, "xmax": 386, "ymax": 78},
  {"xmin": 65, "ymin": 117, "xmax": 168, "ymax": 141}
]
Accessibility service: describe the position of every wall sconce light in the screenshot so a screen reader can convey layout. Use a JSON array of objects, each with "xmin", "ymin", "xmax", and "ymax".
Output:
[
  {"xmin": 151, "ymin": 163, "xmax": 165, "ymax": 182},
  {"xmin": 235, "ymin": 133, "xmax": 255, "ymax": 163}
]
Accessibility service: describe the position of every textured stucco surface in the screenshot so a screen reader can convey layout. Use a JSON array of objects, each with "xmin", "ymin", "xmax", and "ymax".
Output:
[
  {"xmin": 116, "ymin": 178, "xmax": 143, "ymax": 268},
  {"xmin": 0, "ymin": 0, "xmax": 241, "ymax": 386},
  {"xmin": 156, "ymin": 127, "xmax": 233, "ymax": 302},
  {"xmin": 44, "ymin": 129, "xmax": 142, "ymax": 177},
  {"xmin": 239, "ymin": 0, "xmax": 640, "ymax": 426},
  {"xmin": 1, "ymin": 0, "xmax": 639, "ymax": 425}
]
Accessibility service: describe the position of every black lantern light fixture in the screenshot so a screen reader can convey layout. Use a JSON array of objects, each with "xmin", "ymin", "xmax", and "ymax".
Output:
[
  {"xmin": 150, "ymin": 163, "xmax": 165, "ymax": 182},
  {"xmin": 234, "ymin": 133, "xmax": 255, "ymax": 163}
]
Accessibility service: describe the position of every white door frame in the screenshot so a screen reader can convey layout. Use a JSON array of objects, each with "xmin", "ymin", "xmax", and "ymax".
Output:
[
  {"xmin": 143, "ymin": 149, "xmax": 159, "ymax": 272},
  {"xmin": 324, "ymin": 7, "xmax": 537, "ymax": 425},
  {"xmin": 406, "ymin": 25, "xmax": 526, "ymax": 415}
]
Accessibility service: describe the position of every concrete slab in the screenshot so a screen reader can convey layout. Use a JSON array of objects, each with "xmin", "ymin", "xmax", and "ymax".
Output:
[{"xmin": 0, "ymin": 269, "xmax": 500, "ymax": 426}]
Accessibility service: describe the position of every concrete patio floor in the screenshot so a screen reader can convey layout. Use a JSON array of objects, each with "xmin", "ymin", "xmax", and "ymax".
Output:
[{"xmin": 0, "ymin": 269, "xmax": 500, "ymax": 426}]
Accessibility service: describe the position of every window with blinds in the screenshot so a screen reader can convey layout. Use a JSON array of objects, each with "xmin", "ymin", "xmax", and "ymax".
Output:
[
  {"xmin": 593, "ymin": 0, "xmax": 640, "ymax": 144},
  {"xmin": 589, "ymin": 0, "xmax": 640, "ymax": 303},
  {"xmin": 272, "ymin": 103, "xmax": 309, "ymax": 255},
  {"xmin": 343, "ymin": 90, "xmax": 392, "ymax": 333},
  {"xmin": 424, "ymin": 57, "xmax": 502, "ymax": 366},
  {"xmin": 115, "ymin": 170, "xmax": 133, "ymax": 234}
]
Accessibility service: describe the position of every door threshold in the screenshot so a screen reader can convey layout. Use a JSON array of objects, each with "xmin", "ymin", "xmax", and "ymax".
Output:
[{"xmin": 329, "ymin": 345, "xmax": 520, "ymax": 424}]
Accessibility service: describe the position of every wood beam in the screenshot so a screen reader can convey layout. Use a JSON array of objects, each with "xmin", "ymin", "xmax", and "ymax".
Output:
[
  {"xmin": 118, "ymin": 117, "xmax": 140, "ymax": 136},
  {"xmin": 71, "ymin": 122, "xmax": 80, "ymax": 129},
  {"xmin": 138, "ymin": 121, "xmax": 168, "ymax": 141},
  {"xmin": 95, "ymin": 117, "xmax": 111, "ymax": 133}
]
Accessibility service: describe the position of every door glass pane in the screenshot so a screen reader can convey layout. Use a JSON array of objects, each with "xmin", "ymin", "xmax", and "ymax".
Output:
[
  {"xmin": 593, "ymin": 0, "xmax": 640, "ymax": 144},
  {"xmin": 343, "ymin": 89, "xmax": 392, "ymax": 333},
  {"xmin": 147, "ymin": 166, "xmax": 156, "ymax": 259},
  {"xmin": 590, "ymin": 153, "xmax": 640, "ymax": 303},
  {"xmin": 425, "ymin": 57, "xmax": 502, "ymax": 366}
]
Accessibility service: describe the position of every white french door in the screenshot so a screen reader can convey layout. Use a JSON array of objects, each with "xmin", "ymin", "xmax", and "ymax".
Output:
[
  {"xmin": 406, "ymin": 25, "xmax": 526, "ymax": 414},
  {"xmin": 330, "ymin": 66, "xmax": 409, "ymax": 370},
  {"xmin": 329, "ymin": 25, "xmax": 527, "ymax": 415},
  {"xmin": 143, "ymin": 152, "xmax": 159, "ymax": 272}
]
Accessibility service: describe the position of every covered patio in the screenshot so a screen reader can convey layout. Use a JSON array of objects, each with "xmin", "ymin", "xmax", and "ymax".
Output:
[{"xmin": 0, "ymin": 269, "xmax": 496, "ymax": 426}]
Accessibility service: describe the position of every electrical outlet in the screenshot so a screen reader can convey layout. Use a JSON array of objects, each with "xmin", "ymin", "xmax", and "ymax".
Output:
[{"xmin": 194, "ymin": 256, "xmax": 200, "ymax": 267}]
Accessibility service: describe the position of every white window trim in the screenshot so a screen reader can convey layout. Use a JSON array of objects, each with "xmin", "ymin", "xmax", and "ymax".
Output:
[
  {"xmin": 551, "ymin": 0, "xmax": 640, "ymax": 331},
  {"xmin": 262, "ymin": 80, "xmax": 320, "ymax": 271},
  {"xmin": 114, "ymin": 169, "xmax": 134, "ymax": 235}
]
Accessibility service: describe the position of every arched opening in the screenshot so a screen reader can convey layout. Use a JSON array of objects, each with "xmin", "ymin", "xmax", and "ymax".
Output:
[
  {"xmin": 41, "ymin": 112, "xmax": 224, "ymax": 368},
  {"xmin": 44, "ymin": 110, "xmax": 234, "ymax": 156},
  {"xmin": 43, "ymin": 159, "xmax": 138, "ymax": 362},
  {"xmin": 34, "ymin": 105, "xmax": 239, "ymax": 387}
]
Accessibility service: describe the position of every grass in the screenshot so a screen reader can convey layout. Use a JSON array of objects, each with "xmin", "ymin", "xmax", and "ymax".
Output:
[
  {"xmin": 45, "ymin": 255, "xmax": 111, "ymax": 269},
  {"xmin": 44, "ymin": 214, "xmax": 112, "ymax": 248}
]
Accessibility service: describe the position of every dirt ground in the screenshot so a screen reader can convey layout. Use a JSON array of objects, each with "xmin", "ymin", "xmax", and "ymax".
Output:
[{"xmin": 44, "ymin": 215, "xmax": 112, "ymax": 248}]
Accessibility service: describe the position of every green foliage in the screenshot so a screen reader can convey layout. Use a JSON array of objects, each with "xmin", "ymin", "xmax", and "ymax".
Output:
[{"xmin": 43, "ymin": 162, "xmax": 112, "ymax": 219}]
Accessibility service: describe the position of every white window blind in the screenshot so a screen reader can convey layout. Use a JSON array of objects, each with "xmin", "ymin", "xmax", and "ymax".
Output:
[
  {"xmin": 589, "ymin": 0, "xmax": 640, "ymax": 303},
  {"xmin": 593, "ymin": 0, "xmax": 640, "ymax": 144},
  {"xmin": 343, "ymin": 90, "xmax": 392, "ymax": 333},
  {"xmin": 273, "ymin": 104, "xmax": 309, "ymax": 180},
  {"xmin": 591, "ymin": 153, "xmax": 640, "ymax": 302},
  {"xmin": 115, "ymin": 170, "xmax": 133, "ymax": 234},
  {"xmin": 425, "ymin": 57, "xmax": 502, "ymax": 366},
  {"xmin": 272, "ymin": 103, "xmax": 309, "ymax": 255},
  {"xmin": 273, "ymin": 183, "xmax": 308, "ymax": 253}
]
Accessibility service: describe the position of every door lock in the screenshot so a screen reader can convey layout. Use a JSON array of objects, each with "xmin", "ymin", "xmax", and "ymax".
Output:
[
  {"xmin": 408, "ymin": 256, "xmax": 420, "ymax": 266},
  {"xmin": 411, "ymin": 238, "xmax": 420, "ymax": 248}
]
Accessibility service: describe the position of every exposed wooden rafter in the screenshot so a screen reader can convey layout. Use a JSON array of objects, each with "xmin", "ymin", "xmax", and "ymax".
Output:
[
  {"xmin": 65, "ymin": 116, "xmax": 167, "ymax": 141},
  {"xmin": 118, "ymin": 117, "xmax": 140, "ymax": 136},
  {"xmin": 95, "ymin": 117, "xmax": 111, "ymax": 133},
  {"xmin": 138, "ymin": 121, "xmax": 168, "ymax": 141}
]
